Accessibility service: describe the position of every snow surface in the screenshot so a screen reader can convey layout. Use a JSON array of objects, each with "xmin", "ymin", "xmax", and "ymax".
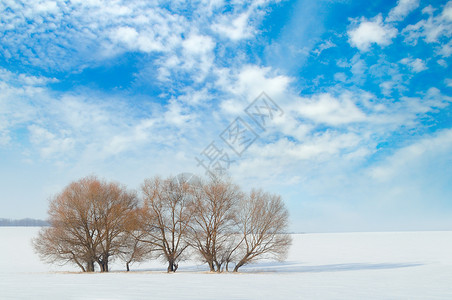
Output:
[{"xmin": 1, "ymin": 228, "xmax": 451, "ymax": 299}]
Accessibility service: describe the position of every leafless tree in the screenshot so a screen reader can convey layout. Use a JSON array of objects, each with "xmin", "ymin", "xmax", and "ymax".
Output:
[
  {"xmin": 33, "ymin": 225, "xmax": 95, "ymax": 272},
  {"xmin": 188, "ymin": 175, "xmax": 243, "ymax": 272},
  {"xmin": 33, "ymin": 176, "xmax": 138, "ymax": 272},
  {"xmin": 139, "ymin": 176, "xmax": 193, "ymax": 272},
  {"xmin": 232, "ymin": 189, "xmax": 292, "ymax": 272},
  {"xmin": 33, "ymin": 174, "xmax": 292, "ymax": 273},
  {"xmin": 118, "ymin": 208, "xmax": 153, "ymax": 271},
  {"xmin": 216, "ymin": 233, "xmax": 242, "ymax": 272},
  {"xmin": 91, "ymin": 180, "xmax": 138, "ymax": 272}
]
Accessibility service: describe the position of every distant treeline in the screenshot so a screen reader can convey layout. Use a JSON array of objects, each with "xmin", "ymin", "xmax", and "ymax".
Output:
[{"xmin": 0, "ymin": 218, "xmax": 49, "ymax": 227}]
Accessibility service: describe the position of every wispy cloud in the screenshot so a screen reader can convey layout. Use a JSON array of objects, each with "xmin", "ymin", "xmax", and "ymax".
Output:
[
  {"xmin": 1, "ymin": 0, "xmax": 451, "ymax": 231},
  {"xmin": 399, "ymin": 57, "xmax": 428, "ymax": 73},
  {"xmin": 386, "ymin": 0, "xmax": 420, "ymax": 22},
  {"xmin": 402, "ymin": 1, "xmax": 452, "ymax": 47},
  {"xmin": 0, "ymin": 0, "xmax": 274, "ymax": 73}
]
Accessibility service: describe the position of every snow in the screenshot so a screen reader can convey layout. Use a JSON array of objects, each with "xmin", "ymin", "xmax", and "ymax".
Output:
[{"xmin": 1, "ymin": 228, "xmax": 452, "ymax": 299}]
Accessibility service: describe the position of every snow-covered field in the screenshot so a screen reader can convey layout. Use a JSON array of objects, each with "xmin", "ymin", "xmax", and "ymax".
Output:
[{"xmin": 0, "ymin": 228, "xmax": 451, "ymax": 299}]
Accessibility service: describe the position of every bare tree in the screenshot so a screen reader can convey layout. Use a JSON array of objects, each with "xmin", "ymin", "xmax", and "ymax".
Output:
[
  {"xmin": 216, "ymin": 233, "xmax": 242, "ymax": 272},
  {"xmin": 232, "ymin": 189, "xmax": 292, "ymax": 272},
  {"xmin": 188, "ymin": 176, "xmax": 243, "ymax": 272},
  {"xmin": 118, "ymin": 208, "xmax": 153, "ymax": 271},
  {"xmin": 139, "ymin": 176, "xmax": 192, "ymax": 272},
  {"xmin": 33, "ymin": 174, "xmax": 292, "ymax": 274},
  {"xmin": 33, "ymin": 225, "xmax": 95, "ymax": 272},
  {"xmin": 118, "ymin": 233, "xmax": 152, "ymax": 272},
  {"xmin": 33, "ymin": 176, "xmax": 138, "ymax": 272},
  {"xmin": 91, "ymin": 180, "xmax": 138, "ymax": 272}
]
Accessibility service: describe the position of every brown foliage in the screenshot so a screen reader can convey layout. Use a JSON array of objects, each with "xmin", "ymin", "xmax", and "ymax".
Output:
[
  {"xmin": 33, "ymin": 176, "xmax": 138, "ymax": 272},
  {"xmin": 34, "ymin": 174, "xmax": 292, "ymax": 273}
]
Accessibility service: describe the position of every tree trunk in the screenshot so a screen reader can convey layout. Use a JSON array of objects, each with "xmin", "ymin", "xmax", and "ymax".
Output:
[
  {"xmin": 234, "ymin": 253, "xmax": 251, "ymax": 272},
  {"xmin": 86, "ymin": 260, "xmax": 95, "ymax": 272},
  {"xmin": 167, "ymin": 260, "xmax": 179, "ymax": 272},
  {"xmin": 73, "ymin": 258, "xmax": 86, "ymax": 272},
  {"xmin": 233, "ymin": 260, "xmax": 245, "ymax": 272},
  {"xmin": 126, "ymin": 262, "xmax": 130, "ymax": 272},
  {"xmin": 207, "ymin": 261, "xmax": 215, "ymax": 272},
  {"xmin": 98, "ymin": 258, "xmax": 109, "ymax": 272},
  {"xmin": 167, "ymin": 261, "xmax": 174, "ymax": 272},
  {"xmin": 215, "ymin": 261, "xmax": 222, "ymax": 273}
]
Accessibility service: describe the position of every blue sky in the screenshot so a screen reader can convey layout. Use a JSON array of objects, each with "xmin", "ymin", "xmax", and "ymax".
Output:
[{"xmin": 1, "ymin": 0, "xmax": 451, "ymax": 232}]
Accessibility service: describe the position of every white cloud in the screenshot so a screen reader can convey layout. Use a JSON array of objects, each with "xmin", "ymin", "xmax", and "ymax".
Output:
[
  {"xmin": 181, "ymin": 33, "xmax": 216, "ymax": 82},
  {"xmin": 0, "ymin": 68, "xmax": 58, "ymax": 86},
  {"xmin": 395, "ymin": 88, "xmax": 452, "ymax": 117},
  {"xmin": 263, "ymin": 132, "xmax": 361, "ymax": 161},
  {"xmin": 350, "ymin": 54, "xmax": 367, "ymax": 83},
  {"xmin": 334, "ymin": 72, "xmax": 347, "ymax": 82},
  {"xmin": 443, "ymin": 1, "xmax": 452, "ymax": 21},
  {"xmin": 0, "ymin": 130, "xmax": 10, "ymax": 146},
  {"xmin": 445, "ymin": 78, "xmax": 452, "ymax": 87},
  {"xmin": 348, "ymin": 15, "xmax": 398, "ymax": 51},
  {"xmin": 211, "ymin": 0, "xmax": 274, "ymax": 41},
  {"xmin": 228, "ymin": 129, "xmax": 366, "ymax": 191},
  {"xmin": 216, "ymin": 65, "xmax": 292, "ymax": 114},
  {"xmin": 437, "ymin": 59, "xmax": 448, "ymax": 67},
  {"xmin": 164, "ymin": 99, "xmax": 196, "ymax": 127},
  {"xmin": 437, "ymin": 40, "xmax": 452, "ymax": 57},
  {"xmin": 380, "ymin": 81, "xmax": 395, "ymax": 96},
  {"xmin": 103, "ymin": 118, "xmax": 155, "ymax": 156},
  {"xmin": 272, "ymin": 87, "xmax": 452, "ymax": 168},
  {"xmin": 386, "ymin": 0, "xmax": 420, "ymax": 22},
  {"xmin": 0, "ymin": 66, "xmax": 206, "ymax": 165},
  {"xmin": 212, "ymin": 12, "xmax": 253, "ymax": 41},
  {"xmin": 219, "ymin": 98, "xmax": 245, "ymax": 115},
  {"xmin": 226, "ymin": 79, "xmax": 452, "ymax": 185},
  {"xmin": 312, "ymin": 40, "xmax": 336, "ymax": 56},
  {"xmin": 0, "ymin": 0, "xmax": 281, "ymax": 97},
  {"xmin": 151, "ymin": 32, "xmax": 217, "ymax": 83},
  {"xmin": 28, "ymin": 125, "xmax": 75, "ymax": 158},
  {"xmin": 370, "ymin": 128, "xmax": 452, "ymax": 181},
  {"xmin": 0, "ymin": 0, "xmax": 271, "ymax": 72},
  {"xmin": 402, "ymin": 1, "xmax": 452, "ymax": 46},
  {"xmin": 111, "ymin": 26, "xmax": 139, "ymax": 47},
  {"xmin": 52, "ymin": 95, "xmax": 114, "ymax": 130},
  {"xmin": 0, "ymin": 68, "xmax": 51, "ymax": 146},
  {"xmin": 399, "ymin": 57, "xmax": 427, "ymax": 72},
  {"xmin": 34, "ymin": 1, "xmax": 59, "ymax": 14},
  {"xmin": 109, "ymin": 25, "xmax": 167, "ymax": 53},
  {"xmin": 182, "ymin": 34, "xmax": 215, "ymax": 55},
  {"xmin": 225, "ymin": 82, "xmax": 452, "ymax": 231},
  {"xmin": 292, "ymin": 93, "xmax": 367, "ymax": 126},
  {"xmin": 176, "ymin": 87, "xmax": 212, "ymax": 106},
  {"xmin": 18, "ymin": 74, "xmax": 58, "ymax": 86},
  {"xmin": 1, "ymin": 0, "xmax": 451, "ymax": 232}
]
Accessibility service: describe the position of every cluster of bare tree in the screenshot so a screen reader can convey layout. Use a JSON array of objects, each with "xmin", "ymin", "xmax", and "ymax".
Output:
[{"xmin": 33, "ymin": 175, "xmax": 291, "ymax": 273}]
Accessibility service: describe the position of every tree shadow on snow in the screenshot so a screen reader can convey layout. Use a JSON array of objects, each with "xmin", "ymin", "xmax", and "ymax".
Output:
[
  {"xmin": 240, "ymin": 261, "xmax": 424, "ymax": 273},
  {"xmin": 127, "ymin": 264, "xmax": 213, "ymax": 273}
]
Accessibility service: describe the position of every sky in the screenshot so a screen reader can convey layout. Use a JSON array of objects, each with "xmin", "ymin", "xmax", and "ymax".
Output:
[{"xmin": 0, "ymin": 0, "xmax": 451, "ymax": 232}]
